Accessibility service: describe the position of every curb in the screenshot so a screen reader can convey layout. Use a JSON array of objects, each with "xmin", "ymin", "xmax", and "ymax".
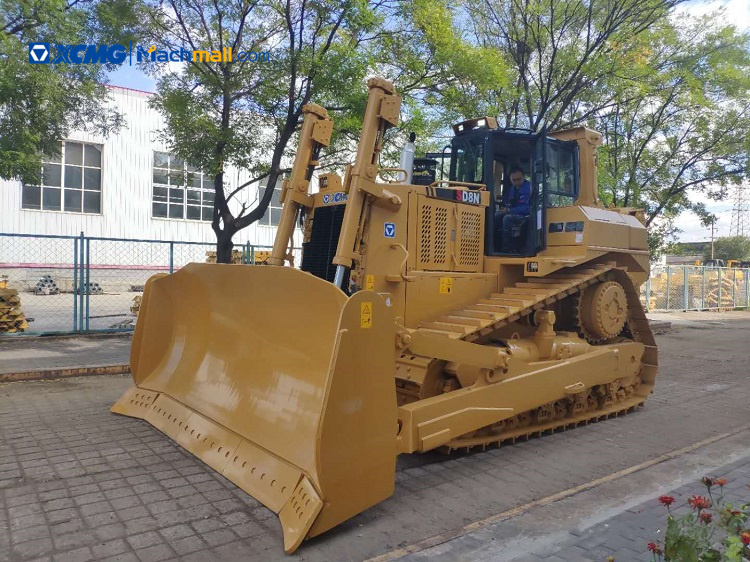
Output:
[
  {"xmin": 0, "ymin": 364, "xmax": 130, "ymax": 383},
  {"xmin": 648, "ymin": 320, "xmax": 672, "ymax": 333}
]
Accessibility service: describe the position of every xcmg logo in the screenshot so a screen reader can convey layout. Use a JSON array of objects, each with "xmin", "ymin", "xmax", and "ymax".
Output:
[
  {"xmin": 28, "ymin": 42, "xmax": 269, "ymax": 65},
  {"xmin": 28, "ymin": 43, "xmax": 127, "ymax": 64}
]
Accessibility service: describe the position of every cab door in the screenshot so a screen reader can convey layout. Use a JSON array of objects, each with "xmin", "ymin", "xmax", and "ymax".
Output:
[{"xmin": 530, "ymin": 131, "xmax": 548, "ymax": 255}]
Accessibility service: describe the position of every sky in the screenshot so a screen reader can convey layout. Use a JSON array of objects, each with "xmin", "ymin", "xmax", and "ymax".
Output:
[{"xmin": 106, "ymin": 0, "xmax": 750, "ymax": 243}]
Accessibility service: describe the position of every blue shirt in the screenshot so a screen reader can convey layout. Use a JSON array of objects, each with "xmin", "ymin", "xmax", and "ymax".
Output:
[{"xmin": 503, "ymin": 179, "xmax": 531, "ymax": 216}]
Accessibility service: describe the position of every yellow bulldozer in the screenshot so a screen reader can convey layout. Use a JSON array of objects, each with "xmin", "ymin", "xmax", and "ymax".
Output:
[{"xmin": 112, "ymin": 78, "xmax": 657, "ymax": 553}]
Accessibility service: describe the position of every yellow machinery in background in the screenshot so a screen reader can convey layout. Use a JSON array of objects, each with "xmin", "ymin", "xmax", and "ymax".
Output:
[{"xmin": 113, "ymin": 78, "xmax": 657, "ymax": 553}]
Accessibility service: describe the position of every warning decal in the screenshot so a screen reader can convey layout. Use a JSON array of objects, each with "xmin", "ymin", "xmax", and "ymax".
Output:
[
  {"xmin": 439, "ymin": 277, "xmax": 453, "ymax": 294},
  {"xmin": 360, "ymin": 302, "xmax": 372, "ymax": 328}
]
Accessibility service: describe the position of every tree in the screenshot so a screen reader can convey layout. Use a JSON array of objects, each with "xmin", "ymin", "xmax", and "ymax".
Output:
[
  {"xmin": 0, "ymin": 0, "xmax": 138, "ymax": 182},
  {"xmin": 455, "ymin": 0, "xmax": 687, "ymax": 130},
  {"xmin": 596, "ymin": 16, "xmax": 750, "ymax": 249},
  {"xmin": 142, "ymin": 0, "xmax": 384, "ymax": 262},
  {"xmin": 400, "ymin": 0, "xmax": 750, "ymax": 254},
  {"xmin": 702, "ymin": 236, "xmax": 750, "ymax": 262}
]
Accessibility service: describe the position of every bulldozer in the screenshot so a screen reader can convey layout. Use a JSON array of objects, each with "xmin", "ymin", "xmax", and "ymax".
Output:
[{"xmin": 112, "ymin": 78, "xmax": 657, "ymax": 553}]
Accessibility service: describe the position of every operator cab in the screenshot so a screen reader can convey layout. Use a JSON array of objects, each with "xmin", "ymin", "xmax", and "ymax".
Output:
[{"xmin": 448, "ymin": 118, "xmax": 581, "ymax": 257}]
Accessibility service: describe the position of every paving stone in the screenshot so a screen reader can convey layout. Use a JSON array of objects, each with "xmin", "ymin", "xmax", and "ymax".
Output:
[
  {"xmin": 12, "ymin": 537, "xmax": 54, "ymax": 559},
  {"xmin": 201, "ymin": 528, "xmax": 238, "ymax": 548},
  {"xmin": 52, "ymin": 530, "xmax": 96, "ymax": 551},
  {"xmin": 170, "ymin": 535, "xmax": 207, "ymax": 556},
  {"xmin": 117, "ymin": 506, "xmax": 150, "ymax": 521},
  {"xmin": 134, "ymin": 544, "xmax": 175, "ymax": 562},
  {"xmin": 11, "ymin": 525, "xmax": 50, "ymax": 544},
  {"xmin": 100, "ymin": 553, "xmax": 140, "ymax": 562},
  {"xmin": 94, "ymin": 522, "xmax": 128, "ymax": 542},
  {"xmin": 53, "ymin": 546, "xmax": 93, "ymax": 562},
  {"xmin": 127, "ymin": 531, "xmax": 164, "ymax": 550},
  {"xmin": 92, "ymin": 538, "xmax": 130, "ymax": 558}
]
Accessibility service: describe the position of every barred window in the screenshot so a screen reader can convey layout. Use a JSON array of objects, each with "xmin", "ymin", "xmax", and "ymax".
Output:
[
  {"xmin": 22, "ymin": 141, "xmax": 102, "ymax": 214},
  {"xmin": 259, "ymin": 183, "xmax": 282, "ymax": 226},
  {"xmin": 152, "ymin": 152, "xmax": 214, "ymax": 221}
]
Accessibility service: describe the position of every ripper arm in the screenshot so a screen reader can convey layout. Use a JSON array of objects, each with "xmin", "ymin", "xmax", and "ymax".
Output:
[{"xmin": 268, "ymin": 104, "xmax": 333, "ymax": 267}]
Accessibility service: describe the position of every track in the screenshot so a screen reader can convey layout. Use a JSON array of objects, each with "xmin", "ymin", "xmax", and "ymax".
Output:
[{"xmin": 397, "ymin": 262, "xmax": 659, "ymax": 451}]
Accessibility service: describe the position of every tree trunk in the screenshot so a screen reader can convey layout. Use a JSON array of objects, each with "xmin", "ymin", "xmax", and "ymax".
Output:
[{"xmin": 216, "ymin": 233, "xmax": 235, "ymax": 264}]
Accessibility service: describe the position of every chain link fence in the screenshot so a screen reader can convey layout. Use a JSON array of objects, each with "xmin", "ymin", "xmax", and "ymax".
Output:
[
  {"xmin": 7, "ymin": 234, "xmax": 741, "ymax": 334},
  {"xmin": 0, "ymin": 233, "xmax": 294, "ymax": 336},
  {"xmin": 641, "ymin": 265, "xmax": 750, "ymax": 312}
]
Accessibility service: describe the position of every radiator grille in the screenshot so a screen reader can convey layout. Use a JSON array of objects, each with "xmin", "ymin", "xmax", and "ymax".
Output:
[{"xmin": 301, "ymin": 205, "xmax": 349, "ymax": 288}]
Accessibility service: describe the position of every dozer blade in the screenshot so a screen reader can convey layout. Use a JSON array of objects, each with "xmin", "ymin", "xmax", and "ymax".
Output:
[{"xmin": 112, "ymin": 263, "xmax": 398, "ymax": 553}]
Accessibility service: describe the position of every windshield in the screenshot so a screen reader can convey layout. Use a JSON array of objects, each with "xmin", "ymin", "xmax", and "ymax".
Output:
[{"xmin": 449, "ymin": 138, "xmax": 484, "ymax": 184}]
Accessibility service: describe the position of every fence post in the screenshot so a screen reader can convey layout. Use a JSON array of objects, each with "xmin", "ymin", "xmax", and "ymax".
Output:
[
  {"xmin": 717, "ymin": 268, "xmax": 722, "ymax": 310},
  {"xmin": 78, "ymin": 232, "xmax": 85, "ymax": 333},
  {"xmin": 73, "ymin": 237, "xmax": 78, "ymax": 332},
  {"xmin": 251, "ymin": 245, "xmax": 255, "ymax": 266},
  {"xmin": 169, "ymin": 242, "xmax": 174, "ymax": 273},
  {"xmin": 666, "ymin": 266, "xmax": 671, "ymax": 310},
  {"xmin": 732, "ymin": 268, "xmax": 737, "ymax": 308},
  {"xmin": 645, "ymin": 277, "xmax": 651, "ymax": 312},
  {"xmin": 85, "ymin": 237, "xmax": 90, "ymax": 332},
  {"xmin": 683, "ymin": 266, "xmax": 688, "ymax": 310}
]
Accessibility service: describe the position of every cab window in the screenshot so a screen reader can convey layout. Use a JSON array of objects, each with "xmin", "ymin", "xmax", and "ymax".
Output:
[
  {"xmin": 546, "ymin": 143, "xmax": 577, "ymax": 207},
  {"xmin": 450, "ymin": 139, "xmax": 484, "ymax": 184}
]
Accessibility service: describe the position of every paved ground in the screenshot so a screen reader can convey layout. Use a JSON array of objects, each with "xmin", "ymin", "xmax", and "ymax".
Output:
[
  {"xmin": 0, "ymin": 311, "xmax": 749, "ymax": 561},
  {"xmin": 395, "ymin": 430, "xmax": 750, "ymax": 561},
  {"xmin": 0, "ymin": 336, "xmax": 130, "ymax": 375}
]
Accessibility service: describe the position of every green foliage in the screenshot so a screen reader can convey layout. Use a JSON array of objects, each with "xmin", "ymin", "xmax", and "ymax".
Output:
[
  {"xmin": 143, "ymin": 0, "xmax": 381, "ymax": 257},
  {"xmin": 597, "ymin": 16, "xmax": 750, "ymax": 227},
  {"xmin": 0, "ymin": 0, "xmax": 136, "ymax": 182},
  {"xmin": 399, "ymin": 0, "xmax": 750, "ymax": 252},
  {"xmin": 702, "ymin": 236, "xmax": 750, "ymax": 262}
]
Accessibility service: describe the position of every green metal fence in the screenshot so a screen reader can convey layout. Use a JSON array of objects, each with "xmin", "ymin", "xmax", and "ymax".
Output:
[{"xmin": 0, "ymin": 232, "xmax": 296, "ymax": 336}]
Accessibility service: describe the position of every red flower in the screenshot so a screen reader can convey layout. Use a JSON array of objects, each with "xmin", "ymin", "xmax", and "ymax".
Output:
[
  {"xmin": 701, "ymin": 476, "xmax": 715, "ymax": 488},
  {"xmin": 729, "ymin": 509, "xmax": 742, "ymax": 517},
  {"xmin": 648, "ymin": 541, "xmax": 663, "ymax": 555},
  {"xmin": 687, "ymin": 495, "xmax": 712, "ymax": 510},
  {"xmin": 658, "ymin": 495, "xmax": 675, "ymax": 507},
  {"xmin": 741, "ymin": 532, "xmax": 750, "ymax": 546},
  {"xmin": 699, "ymin": 512, "xmax": 713, "ymax": 525},
  {"xmin": 714, "ymin": 478, "xmax": 728, "ymax": 487}
]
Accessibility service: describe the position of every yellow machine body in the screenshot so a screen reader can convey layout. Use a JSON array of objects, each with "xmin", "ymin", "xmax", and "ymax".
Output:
[{"xmin": 113, "ymin": 79, "xmax": 658, "ymax": 553}]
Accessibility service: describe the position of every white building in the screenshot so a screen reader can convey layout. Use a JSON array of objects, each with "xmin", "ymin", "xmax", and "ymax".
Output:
[{"xmin": 0, "ymin": 85, "xmax": 296, "ymax": 251}]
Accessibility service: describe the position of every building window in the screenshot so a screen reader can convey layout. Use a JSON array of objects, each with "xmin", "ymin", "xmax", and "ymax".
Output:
[
  {"xmin": 152, "ymin": 152, "xmax": 214, "ymax": 221},
  {"xmin": 260, "ymin": 183, "xmax": 282, "ymax": 226},
  {"xmin": 22, "ymin": 141, "xmax": 102, "ymax": 213}
]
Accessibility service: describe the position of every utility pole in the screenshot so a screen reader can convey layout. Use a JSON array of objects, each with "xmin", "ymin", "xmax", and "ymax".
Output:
[{"xmin": 711, "ymin": 221, "xmax": 715, "ymax": 259}]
